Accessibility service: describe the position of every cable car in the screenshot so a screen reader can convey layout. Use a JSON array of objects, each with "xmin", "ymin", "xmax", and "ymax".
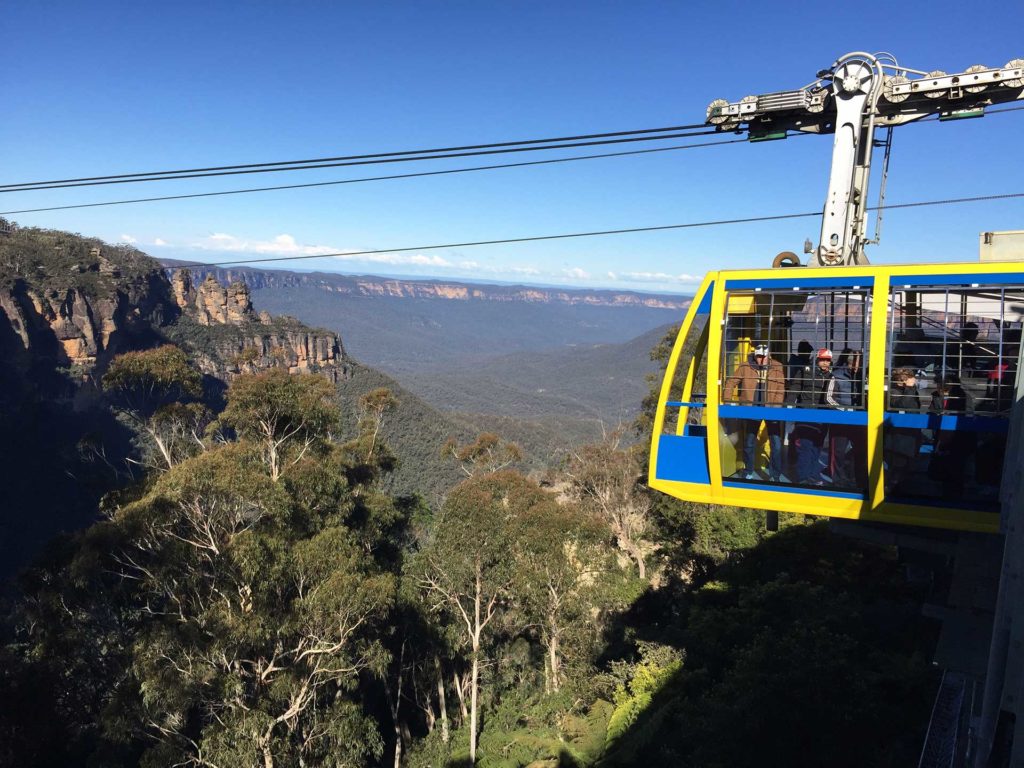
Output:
[
  {"xmin": 649, "ymin": 261, "xmax": 1024, "ymax": 533},
  {"xmin": 647, "ymin": 52, "xmax": 1023, "ymax": 533}
]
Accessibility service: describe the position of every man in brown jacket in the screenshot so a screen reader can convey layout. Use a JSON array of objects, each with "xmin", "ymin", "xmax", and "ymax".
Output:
[{"xmin": 723, "ymin": 344, "xmax": 787, "ymax": 481}]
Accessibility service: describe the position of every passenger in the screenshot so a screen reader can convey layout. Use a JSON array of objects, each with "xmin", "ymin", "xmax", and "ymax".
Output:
[
  {"xmin": 787, "ymin": 340, "xmax": 814, "ymax": 384},
  {"xmin": 976, "ymin": 361, "xmax": 1014, "ymax": 487},
  {"xmin": 928, "ymin": 374, "xmax": 975, "ymax": 498},
  {"xmin": 788, "ymin": 348, "xmax": 834, "ymax": 485},
  {"xmin": 885, "ymin": 368, "xmax": 923, "ymax": 493},
  {"xmin": 981, "ymin": 360, "xmax": 1016, "ymax": 413},
  {"xmin": 722, "ymin": 344, "xmax": 786, "ymax": 481},
  {"xmin": 785, "ymin": 340, "xmax": 814, "ymax": 466},
  {"xmin": 829, "ymin": 350, "xmax": 860, "ymax": 488}
]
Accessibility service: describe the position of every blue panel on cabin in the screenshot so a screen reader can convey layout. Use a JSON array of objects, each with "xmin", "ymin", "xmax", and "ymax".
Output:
[
  {"xmin": 722, "ymin": 481, "xmax": 865, "ymax": 500},
  {"xmin": 724, "ymin": 276, "xmax": 875, "ymax": 291},
  {"xmin": 891, "ymin": 273, "xmax": 1024, "ymax": 287},
  {"xmin": 885, "ymin": 412, "xmax": 1009, "ymax": 433},
  {"xmin": 719, "ymin": 404, "xmax": 869, "ymax": 426},
  {"xmin": 694, "ymin": 281, "xmax": 714, "ymax": 314},
  {"xmin": 656, "ymin": 434, "xmax": 710, "ymax": 484}
]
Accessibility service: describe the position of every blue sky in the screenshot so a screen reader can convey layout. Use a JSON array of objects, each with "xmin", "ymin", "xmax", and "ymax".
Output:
[{"xmin": 3, "ymin": 1, "xmax": 1023, "ymax": 293}]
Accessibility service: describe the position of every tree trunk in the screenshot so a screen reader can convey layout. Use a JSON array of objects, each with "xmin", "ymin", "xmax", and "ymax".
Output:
[
  {"xmin": 632, "ymin": 543, "xmax": 647, "ymax": 581},
  {"xmin": 470, "ymin": 649, "xmax": 480, "ymax": 764},
  {"xmin": 548, "ymin": 633, "xmax": 561, "ymax": 693},
  {"xmin": 148, "ymin": 427, "xmax": 174, "ymax": 469},
  {"xmin": 470, "ymin": 562, "xmax": 482, "ymax": 764},
  {"xmin": 385, "ymin": 643, "xmax": 405, "ymax": 768},
  {"xmin": 435, "ymin": 656, "xmax": 450, "ymax": 744},
  {"xmin": 618, "ymin": 532, "xmax": 647, "ymax": 581},
  {"xmin": 392, "ymin": 727, "xmax": 402, "ymax": 768},
  {"xmin": 453, "ymin": 670, "xmax": 468, "ymax": 723}
]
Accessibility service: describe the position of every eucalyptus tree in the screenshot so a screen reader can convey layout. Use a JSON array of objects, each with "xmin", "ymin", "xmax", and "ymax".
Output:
[
  {"xmin": 413, "ymin": 471, "xmax": 547, "ymax": 764},
  {"xmin": 102, "ymin": 345, "xmax": 208, "ymax": 470}
]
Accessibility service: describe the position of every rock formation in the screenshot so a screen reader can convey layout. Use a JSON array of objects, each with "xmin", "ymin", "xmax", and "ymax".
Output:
[
  {"xmin": 0, "ymin": 230, "xmax": 348, "ymax": 383},
  {"xmin": 166, "ymin": 269, "xmax": 346, "ymax": 382},
  {"xmin": 171, "ymin": 270, "xmax": 255, "ymax": 326}
]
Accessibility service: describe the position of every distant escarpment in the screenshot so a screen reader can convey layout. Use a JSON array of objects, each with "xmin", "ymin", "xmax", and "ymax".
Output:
[{"xmin": 161, "ymin": 261, "xmax": 690, "ymax": 310}]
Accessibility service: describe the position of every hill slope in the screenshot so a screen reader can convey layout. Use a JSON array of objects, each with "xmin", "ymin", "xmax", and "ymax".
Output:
[{"xmin": 403, "ymin": 323, "xmax": 674, "ymax": 425}]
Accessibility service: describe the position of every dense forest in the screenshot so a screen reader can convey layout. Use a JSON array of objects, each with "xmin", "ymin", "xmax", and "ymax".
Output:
[{"xmin": 0, "ymin": 330, "xmax": 941, "ymax": 767}]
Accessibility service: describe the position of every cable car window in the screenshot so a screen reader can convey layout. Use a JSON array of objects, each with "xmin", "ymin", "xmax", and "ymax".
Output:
[
  {"xmin": 719, "ymin": 286, "xmax": 870, "ymax": 491},
  {"xmin": 660, "ymin": 286, "xmax": 712, "ymax": 436},
  {"xmin": 884, "ymin": 282, "xmax": 1021, "ymax": 508}
]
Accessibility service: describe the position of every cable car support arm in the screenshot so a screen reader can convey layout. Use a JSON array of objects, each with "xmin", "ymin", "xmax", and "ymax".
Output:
[{"xmin": 706, "ymin": 53, "xmax": 1024, "ymax": 267}]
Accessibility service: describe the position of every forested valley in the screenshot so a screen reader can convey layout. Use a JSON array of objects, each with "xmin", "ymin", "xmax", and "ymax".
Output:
[{"xmin": 1, "ymin": 229, "xmax": 940, "ymax": 767}]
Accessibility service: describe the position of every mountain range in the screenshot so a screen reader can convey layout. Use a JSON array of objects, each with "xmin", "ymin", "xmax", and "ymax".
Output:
[{"xmin": 165, "ymin": 263, "xmax": 688, "ymax": 435}]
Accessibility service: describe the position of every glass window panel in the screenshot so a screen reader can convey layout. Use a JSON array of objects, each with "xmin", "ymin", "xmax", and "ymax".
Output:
[
  {"xmin": 718, "ymin": 286, "xmax": 870, "ymax": 490},
  {"xmin": 661, "ymin": 293, "xmax": 711, "ymax": 436},
  {"xmin": 884, "ymin": 282, "xmax": 1020, "ymax": 506}
]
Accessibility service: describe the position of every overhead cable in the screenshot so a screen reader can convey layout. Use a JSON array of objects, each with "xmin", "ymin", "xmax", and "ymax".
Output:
[
  {"xmin": 0, "ymin": 137, "xmax": 753, "ymax": 216},
  {"xmin": 161, "ymin": 190, "xmax": 1024, "ymax": 271},
  {"xmin": 0, "ymin": 124, "xmax": 715, "ymax": 192}
]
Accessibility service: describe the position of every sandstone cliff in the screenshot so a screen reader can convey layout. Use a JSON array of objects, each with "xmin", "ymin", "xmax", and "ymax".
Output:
[
  {"xmin": 0, "ymin": 227, "xmax": 348, "ymax": 384},
  {"xmin": 166, "ymin": 268, "xmax": 346, "ymax": 382}
]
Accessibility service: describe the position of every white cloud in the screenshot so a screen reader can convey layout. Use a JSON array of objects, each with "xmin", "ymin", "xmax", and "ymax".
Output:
[
  {"xmin": 120, "ymin": 234, "xmax": 136, "ymax": 244},
  {"xmin": 172, "ymin": 229, "xmax": 697, "ymax": 288},
  {"xmin": 618, "ymin": 271, "xmax": 703, "ymax": 283},
  {"xmin": 152, "ymin": 238, "xmax": 169, "ymax": 246},
  {"xmin": 188, "ymin": 233, "xmax": 456, "ymax": 268}
]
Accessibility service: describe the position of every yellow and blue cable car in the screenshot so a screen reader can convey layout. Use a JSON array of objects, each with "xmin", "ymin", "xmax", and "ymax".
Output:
[{"xmin": 649, "ymin": 260, "xmax": 1023, "ymax": 533}]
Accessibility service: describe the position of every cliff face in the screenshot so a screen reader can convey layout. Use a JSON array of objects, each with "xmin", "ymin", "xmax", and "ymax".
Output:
[
  {"xmin": 0, "ymin": 227, "xmax": 351, "ymax": 578},
  {"xmin": 0, "ymin": 228, "xmax": 348, "ymax": 384},
  {"xmin": 165, "ymin": 263, "xmax": 691, "ymax": 310},
  {"xmin": 166, "ymin": 268, "xmax": 346, "ymax": 382},
  {"xmin": 0, "ymin": 239, "xmax": 175, "ymax": 371}
]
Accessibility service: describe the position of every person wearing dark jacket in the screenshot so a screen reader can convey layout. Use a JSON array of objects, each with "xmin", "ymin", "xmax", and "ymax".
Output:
[
  {"xmin": 929, "ymin": 374, "xmax": 974, "ymax": 498},
  {"xmin": 723, "ymin": 344, "xmax": 787, "ymax": 480},
  {"xmin": 788, "ymin": 348, "xmax": 834, "ymax": 484},
  {"xmin": 885, "ymin": 367, "xmax": 922, "ymax": 492},
  {"xmin": 829, "ymin": 350, "xmax": 860, "ymax": 488}
]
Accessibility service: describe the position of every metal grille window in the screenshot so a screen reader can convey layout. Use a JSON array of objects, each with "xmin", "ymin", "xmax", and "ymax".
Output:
[
  {"xmin": 718, "ymin": 285, "xmax": 871, "ymax": 490},
  {"xmin": 886, "ymin": 284, "xmax": 1024, "ymax": 414},
  {"xmin": 719, "ymin": 287, "xmax": 871, "ymax": 409},
  {"xmin": 883, "ymin": 280, "xmax": 1021, "ymax": 508}
]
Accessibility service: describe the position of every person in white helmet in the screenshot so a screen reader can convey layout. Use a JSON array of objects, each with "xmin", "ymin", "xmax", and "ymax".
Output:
[{"xmin": 723, "ymin": 343, "xmax": 787, "ymax": 481}]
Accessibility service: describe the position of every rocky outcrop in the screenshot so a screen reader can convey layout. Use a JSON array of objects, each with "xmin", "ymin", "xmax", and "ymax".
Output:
[
  {"xmin": 180, "ymin": 321, "xmax": 348, "ymax": 383},
  {"xmin": 166, "ymin": 269, "xmax": 347, "ymax": 383},
  {"xmin": 0, "ymin": 261, "xmax": 175, "ymax": 370},
  {"xmin": 0, "ymin": 230, "xmax": 348, "ymax": 385},
  {"xmin": 171, "ymin": 270, "xmax": 254, "ymax": 325}
]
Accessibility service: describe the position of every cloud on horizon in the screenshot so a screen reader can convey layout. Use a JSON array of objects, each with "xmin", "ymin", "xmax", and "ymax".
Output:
[{"xmin": 167, "ymin": 231, "xmax": 700, "ymax": 289}]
